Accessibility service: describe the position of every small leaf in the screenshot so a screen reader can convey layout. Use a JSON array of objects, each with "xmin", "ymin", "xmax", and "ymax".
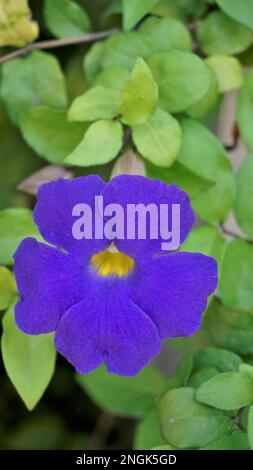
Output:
[
  {"xmin": 139, "ymin": 16, "xmax": 192, "ymax": 52},
  {"xmin": 118, "ymin": 58, "xmax": 158, "ymax": 126},
  {"xmin": 132, "ymin": 107, "xmax": 181, "ymax": 167},
  {"xmin": 147, "ymin": 51, "xmax": 213, "ymax": 113},
  {"xmin": 205, "ymin": 56, "xmax": 243, "ymax": 93},
  {"xmin": 197, "ymin": 11, "xmax": 252, "ymax": 56},
  {"xmin": 17, "ymin": 165, "xmax": 74, "ymax": 196},
  {"xmin": 0, "ymin": 267, "xmax": 17, "ymax": 311},
  {"xmin": 77, "ymin": 364, "xmax": 166, "ymax": 417},
  {"xmin": 196, "ymin": 372, "xmax": 253, "ymax": 410},
  {"xmin": 65, "ymin": 119, "xmax": 123, "ymax": 166},
  {"xmin": 216, "ymin": 0, "xmax": 253, "ymax": 32},
  {"xmin": 188, "ymin": 367, "xmax": 219, "ymax": 388},
  {"xmin": 220, "ymin": 240, "xmax": 253, "ymax": 312},
  {"xmin": 94, "ymin": 67, "xmax": 130, "ymax": 91},
  {"xmin": 157, "ymin": 387, "xmax": 233, "ymax": 448},
  {"xmin": 83, "ymin": 42, "xmax": 104, "ymax": 84},
  {"xmin": 134, "ymin": 409, "xmax": 165, "ymax": 450},
  {"xmin": 1, "ymin": 51, "xmax": 68, "ymax": 125},
  {"xmin": 44, "ymin": 0, "xmax": 90, "ymax": 39},
  {"xmin": 234, "ymin": 153, "xmax": 253, "ymax": 239},
  {"xmin": 0, "ymin": 208, "xmax": 41, "ymax": 266},
  {"xmin": 194, "ymin": 347, "xmax": 242, "ymax": 372},
  {"xmin": 0, "ymin": 0, "xmax": 38, "ymax": 47},
  {"xmin": 1, "ymin": 302, "xmax": 56, "ymax": 410},
  {"xmin": 68, "ymin": 86, "xmax": 120, "ymax": 122},
  {"xmin": 122, "ymin": 0, "xmax": 159, "ymax": 31},
  {"xmin": 177, "ymin": 118, "xmax": 235, "ymax": 225},
  {"xmin": 181, "ymin": 226, "xmax": 226, "ymax": 270},
  {"xmin": 20, "ymin": 106, "xmax": 88, "ymax": 164},
  {"xmin": 102, "ymin": 32, "xmax": 153, "ymax": 71},
  {"xmin": 145, "ymin": 160, "xmax": 215, "ymax": 200}
]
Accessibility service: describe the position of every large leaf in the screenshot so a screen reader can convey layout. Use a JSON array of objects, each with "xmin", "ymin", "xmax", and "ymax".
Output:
[
  {"xmin": 201, "ymin": 432, "xmax": 250, "ymax": 450},
  {"xmin": 65, "ymin": 119, "xmax": 123, "ymax": 166},
  {"xmin": 177, "ymin": 119, "xmax": 235, "ymax": 225},
  {"xmin": 197, "ymin": 11, "xmax": 252, "ymax": 56},
  {"xmin": 1, "ymin": 302, "xmax": 56, "ymax": 410},
  {"xmin": 196, "ymin": 372, "xmax": 253, "ymax": 410},
  {"xmin": 0, "ymin": 208, "xmax": 40, "ymax": 265},
  {"xmin": 134, "ymin": 408, "xmax": 165, "ymax": 450},
  {"xmin": 44, "ymin": 0, "xmax": 90, "ymax": 39},
  {"xmin": 118, "ymin": 58, "xmax": 158, "ymax": 126},
  {"xmin": 234, "ymin": 153, "xmax": 253, "ymax": 239},
  {"xmin": 102, "ymin": 32, "xmax": 154, "ymax": 71},
  {"xmin": 1, "ymin": 51, "xmax": 68, "ymax": 125},
  {"xmin": 147, "ymin": 51, "xmax": 213, "ymax": 113},
  {"xmin": 220, "ymin": 239, "xmax": 253, "ymax": 312},
  {"xmin": 132, "ymin": 108, "xmax": 181, "ymax": 167},
  {"xmin": 139, "ymin": 16, "xmax": 191, "ymax": 52},
  {"xmin": 68, "ymin": 86, "xmax": 120, "ymax": 122},
  {"xmin": 20, "ymin": 106, "xmax": 88, "ymax": 164},
  {"xmin": 77, "ymin": 365, "xmax": 166, "ymax": 417},
  {"xmin": 194, "ymin": 347, "xmax": 242, "ymax": 372},
  {"xmin": 0, "ymin": 267, "xmax": 17, "ymax": 311},
  {"xmin": 248, "ymin": 405, "xmax": 253, "ymax": 450},
  {"xmin": 122, "ymin": 0, "xmax": 159, "ymax": 31},
  {"xmin": 0, "ymin": 0, "xmax": 38, "ymax": 47},
  {"xmin": 157, "ymin": 387, "xmax": 233, "ymax": 448},
  {"xmin": 238, "ymin": 70, "xmax": 253, "ymax": 150},
  {"xmin": 216, "ymin": 0, "xmax": 253, "ymax": 32}
]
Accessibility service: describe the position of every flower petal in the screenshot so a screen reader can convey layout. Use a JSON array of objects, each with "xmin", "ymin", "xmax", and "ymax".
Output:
[
  {"xmin": 132, "ymin": 252, "xmax": 218, "ymax": 339},
  {"xmin": 102, "ymin": 175, "xmax": 195, "ymax": 258},
  {"xmin": 14, "ymin": 238, "xmax": 85, "ymax": 334},
  {"xmin": 34, "ymin": 176, "xmax": 108, "ymax": 256},
  {"xmin": 55, "ymin": 287, "xmax": 161, "ymax": 376}
]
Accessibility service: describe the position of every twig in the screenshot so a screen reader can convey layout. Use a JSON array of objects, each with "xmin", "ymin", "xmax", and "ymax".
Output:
[
  {"xmin": 0, "ymin": 28, "xmax": 119, "ymax": 65},
  {"xmin": 220, "ymin": 224, "xmax": 253, "ymax": 244}
]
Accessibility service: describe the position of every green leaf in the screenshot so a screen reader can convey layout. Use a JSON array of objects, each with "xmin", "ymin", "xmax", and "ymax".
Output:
[
  {"xmin": 83, "ymin": 42, "xmax": 104, "ymax": 84},
  {"xmin": 196, "ymin": 372, "xmax": 253, "ymax": 410},
  {"xmin": 20, "ymin": 106, "xmax": 88, "ymax": 164},
  {"xmin": 194, "ymin": 347, "xmax": 242, "ymax": 372},
  {"xmin": 157, "ymin": 387, "xmax": 233, "ymax": 448},
  {"xmin": 177, "ymin": 119, "xmax": 235, "ymax": 225},
  {"xmin": 0, "ymin": 208, "xmax": 40, "ymax": 265},
  {"xmin": 239, "ymin": 364, "xmax": 253, "ymax": 381},
  {"xmin": 147, "ymin": 51, "xmax": 213, "ymax": 113},
  {"xmin": 139, "ymin": 16, "xmax": 191, "ymax": 52},
  {"xmin": 220, "ymin": 240, "xmax": 253, "ymax": 312},
  {"xmin": 118, "ymin": 58, "xmax": 158, "ymax": 125},
  {"xmin": 188, "ymin": 367, "xmax": 219, "ymax": 388},
  {"xmin": 0, "ymin": 267, "xmax": 17, "ymax": 311},
  {"xmin": 68, "ymin": 86, "xmax": 121, "ymax": 122},
  {"xmin": 132, "ymin": 108, "xmax": 181, "ymax": 167},
  {"xmin": 1, "ymin": 302, "xmax": 56, "ymax": 410},
  {"xmin": 187, "ymin": 70, "xmax": 218, "ymax": 118},
  {"xmin": 201, "ymin": 432, "xmax": 250, "ymax": 450},
  {"xmin": 205, "ymin": 56, "xmax": 243, "ymax": 93},
  {"xmin": 0, "ymin": 0, "xmax": 39, "ymax": 47},
  {"xmin": 234, "ymin": 153, "xmax": 253, "ymax": 239},
  {"xmin": 205, "ymin": 301, "xmax": 253, "ymax": 356},
  {"xmin": 238, "ymin": 70, "xmax": 253, "ymax": 150},
  {"xmin": 122, "ymin": 0, "xmax": 159, "ymax": 31},
  {"xmin": 102, "ymin": 32, "xmax": 153, "ymax": 71},
  {"xmin": 44, "ymin": 0, "xmax": 90, "ymax": 39},
  {"xmin": 77, "ymin": 365, "xmax": 166, "ymax": 417},
  {"xmin": 197, "ymin": 11, "xmax": 252, "ymax": 56},
  {"xmin": 94, "ymin": 67, "xmax": 130, "ymax": 91},
  {"xmin": 216, "ymin": 0, "xmax": 253, "ymax": 32},
  {"xmin": 145, "ymin": 160, "xmax": 215, "ymax": 200},
  {"xmin": 166, "ymin": 354, "xmax": 194, "ymax": 390},
  {"xmin": 134, "ymin": 409, "xmax": 165, "ymax": 450},
  {"xmin": 1, "ymin": 51, "xmax": 68, "ymax": 125},
  {"xmin": 181, "ymin": 226, "xmax": 225, "ymax": 270},
  {"xmin": 65, "ymin": 119, "xmax": 123, "ymax": 167},
  {"xmin": 248, "ymin": 404, "xmax": 253, "ymax": 449}
]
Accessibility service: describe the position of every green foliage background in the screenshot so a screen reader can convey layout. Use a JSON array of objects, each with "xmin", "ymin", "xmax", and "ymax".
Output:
[{"xmin": 0, "ymin": 0, "xmax": 253, "ymax": 450}]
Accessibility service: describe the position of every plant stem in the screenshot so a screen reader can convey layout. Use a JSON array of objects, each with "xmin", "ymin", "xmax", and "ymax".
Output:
[
  {"xmin": 0, "ymin": 28, "xmax": 119, "ymax": 65},
  {"xmin": 220, "ymin": 224, "xmax": 253, "ymax": 244}
]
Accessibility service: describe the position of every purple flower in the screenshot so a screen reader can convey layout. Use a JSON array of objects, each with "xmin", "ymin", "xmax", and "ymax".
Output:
[{"xmin": 14, "ymin": 175, "xmax": 217, "ymax": 376}]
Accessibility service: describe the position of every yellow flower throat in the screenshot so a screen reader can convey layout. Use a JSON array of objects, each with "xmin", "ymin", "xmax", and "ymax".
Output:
[{"xmin": 91, "ymin": 244, "xmax": 135, "ymax": 278}]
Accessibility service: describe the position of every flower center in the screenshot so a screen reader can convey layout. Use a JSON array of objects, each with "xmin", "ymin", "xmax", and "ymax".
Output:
[{"xmin": 91, "ymin": 243, "xmax": 135, "ymax": 278}]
